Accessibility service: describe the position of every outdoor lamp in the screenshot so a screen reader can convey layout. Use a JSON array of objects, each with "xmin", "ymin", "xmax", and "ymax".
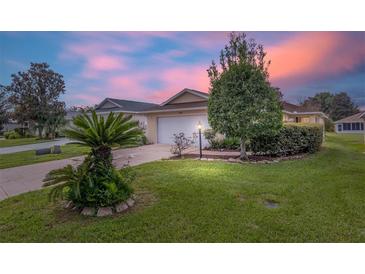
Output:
[{"xmin": 197, "ymin": 121, "xmax": 203, "ymax": 159}]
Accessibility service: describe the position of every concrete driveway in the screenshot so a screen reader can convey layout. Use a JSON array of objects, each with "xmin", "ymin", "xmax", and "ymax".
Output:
[
  {"xmin": 0, "ymin": 138, "xmax": 72, "ymax": 154},
  {"xmin": 0, "ymin": 144, "xmax": 172, "ymax": 201}
]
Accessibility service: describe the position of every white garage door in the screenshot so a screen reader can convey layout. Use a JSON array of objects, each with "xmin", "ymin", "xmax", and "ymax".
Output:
[{"xmin": 157, "ymin": 115, "xmax": 209, "ymax": 146}]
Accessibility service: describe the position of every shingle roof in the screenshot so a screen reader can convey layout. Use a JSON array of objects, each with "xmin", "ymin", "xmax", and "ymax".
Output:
[
  {"xmin": 334, "ymin": 111, "xmax": 365, "ymax": 123},
  {"xmin": 146, "ymin": 101, "xmax": 208, "ymax": 111},
  {"xmin": 282, "ymin": 101, "xmax": 312, "ymax": 113},
  {"xmin": 94, "ymin": 89, "xmax": 325, "ymax": 115},
  {"xmin": 96, "ymin": 98, "xmax": 159, "ymax": 112}
]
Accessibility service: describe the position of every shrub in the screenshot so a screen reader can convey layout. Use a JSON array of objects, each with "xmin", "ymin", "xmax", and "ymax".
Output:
[
  {"xmin": 43, "ymin": 156, "xmax": 135, "ymax": 208},
  {"xmin": 204, "ymin": 129, "xmax": 240, "ymax": 150},
  {"xmin": 170, "ymin": 132, "xmax": 193, "ymax": 156},
  {"xmin": 43, "ymin": 110, "xmax": 143, "ymax": 208},
  {"xmin": 251, "ymin": 123, "xmax": 323, "ymax": 156},
  {"xmin": 4, "ymin": 130, "xmax": 22, "ymax": 139}
]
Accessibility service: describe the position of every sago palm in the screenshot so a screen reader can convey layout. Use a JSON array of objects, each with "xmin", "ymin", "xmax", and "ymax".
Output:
[{"xmin": 64, "ymin": 110, "xmax": 143, "ymax": 166}]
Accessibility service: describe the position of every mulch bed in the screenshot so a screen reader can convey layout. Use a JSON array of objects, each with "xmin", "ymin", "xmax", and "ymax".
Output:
[{"xmin": 170, "ymin": 152, "xmax": 308, "ymax": 163}]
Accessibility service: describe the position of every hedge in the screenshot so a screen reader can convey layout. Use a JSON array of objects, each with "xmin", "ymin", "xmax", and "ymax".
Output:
[{"xmin": 250, "ymin": 123, "xmax": 323, "ymax": 156}]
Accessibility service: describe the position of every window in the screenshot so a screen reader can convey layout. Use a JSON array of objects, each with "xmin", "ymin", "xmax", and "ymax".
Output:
[
  {"xmin": 361, "ymin": 123, "xmax": 364, "ymax": 131},
  {"xmin": 295, "ymin": 117, "xmax": 301, "ymax": 123},
  {"xmin": 343, "ymin": 123, "xmax": 351, "ymax": 130},
  {"xmin": 338, "ymin": 124, "xmax": 342, "ymax": 132}
]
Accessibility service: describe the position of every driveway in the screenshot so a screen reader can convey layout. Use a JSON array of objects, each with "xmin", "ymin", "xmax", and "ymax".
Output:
[
  {"xmin": 0, "ymin": 144, "xmax": 172, "ymax": 201},
  {"xmin": 0, "ymin": 138, "xmax": 72, "ymax": 154}
]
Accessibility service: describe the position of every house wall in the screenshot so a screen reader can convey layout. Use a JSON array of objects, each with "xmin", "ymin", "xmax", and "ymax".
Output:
[
  {"xmin": 145, "ymin": 109, "xmax": 208, "ymax": 143},
  {"xmin": 335, "ymin": 122, "xmax": 365, "ymax": 133},
  {"xmin": 100, "ymin": 101, "xmax": 118, "ymax": 109},
  {"xmin": 284, "ymin": 114, "xmax": 324, "ymax": 124},
  {"xmin": 167, "ymin": 93, "xmax": 207, "ymax": 104}
]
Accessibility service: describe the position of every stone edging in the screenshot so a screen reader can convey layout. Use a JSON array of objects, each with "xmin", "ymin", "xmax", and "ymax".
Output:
[{"xmin": 63, "ymin": 195, "xmax": 137, "ymax": 217}]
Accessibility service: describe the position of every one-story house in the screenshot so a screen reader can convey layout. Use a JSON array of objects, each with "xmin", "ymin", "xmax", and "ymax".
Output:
[
  {"xmin": 93, "ymin": 88, "xmax": 327, "ymax": 145},
  {"xmin": 334, "ymin": 111, "xmax": 365, "ymax": 133}
]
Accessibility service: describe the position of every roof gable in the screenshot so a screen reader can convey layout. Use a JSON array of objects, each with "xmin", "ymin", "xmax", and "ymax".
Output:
[
  {"xmin": 161, "ymin": 88, "xmax": 208, "ymax": 106},
  {"xmin": 334, "ymin": 111, "xmax": 365, "ymax": 123},
  {"xmin": 96, "ymin": 98, "xmax": 158, "ymax": 112}
]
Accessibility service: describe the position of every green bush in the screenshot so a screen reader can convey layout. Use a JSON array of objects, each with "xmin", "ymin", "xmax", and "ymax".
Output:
[
  {"xmin": 43, "ymin": 156, "xmax": 135, "ymax": 207},
  {"xmin": 251, "ymin": 123, "xmax": 323, "ymax": 156},
  {"xmin": 4, "ymin": 130, "xmax": 22, "ymax": 139},
  {"xmin": 204, "ymin": 129, "xmax": 240, "ymax": 150}
]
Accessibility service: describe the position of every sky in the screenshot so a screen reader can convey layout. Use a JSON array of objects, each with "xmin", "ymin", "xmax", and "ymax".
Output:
[{"xmin": 0, "ymin": 31, "xmax": 364, "ymax": 109}]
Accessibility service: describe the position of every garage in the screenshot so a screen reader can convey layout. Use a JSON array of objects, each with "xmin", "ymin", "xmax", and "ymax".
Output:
[{"xmin": 157, "ymin": 115, "xmax": 209, "ymax": 146}]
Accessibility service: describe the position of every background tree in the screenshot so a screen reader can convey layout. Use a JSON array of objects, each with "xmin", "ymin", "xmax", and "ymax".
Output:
[
  {"xmin": 301, "ymin": 91, "xmax": 359, "ymax": 121},
  {"xmin": 0, "ymin": 85, "xmax": 11, "ymax": 132},
  {"xmin": 6, "ymin": 62, "xmax": 66, "ymax": 138},
  {"xmin": 330, "ymin": 92, "xmax": 359, "ymax": 121},
  {"xmin": 207, "ymin": 32, "xmax": 283, "ymax": 160},
  {"xmin": 45, "ymin": 104, "xmax": 67, "ymax": 139}
]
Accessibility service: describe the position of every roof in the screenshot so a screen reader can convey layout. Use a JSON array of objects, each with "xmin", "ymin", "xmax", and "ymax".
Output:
[
  {"xmin": 334, "ymin": 111, "xmax": 365, "ymax": 123},
  {"xmin": 94, "ymin": 89, "xmax": 326, "ymax": 116},
  {"xmin": 96, "ymin": 98, "xmax": 159, "ymax": 113},
  {"xmin": 282, "ymin": 101, "xmax": 311, "ymax": 113},
  {"xmin": 160, "ymin": 88, "xmax": 209, "ymax": 106},
  {"xmin": 66, "ymin": 111, "xmax": 81, "ymax": 120}
]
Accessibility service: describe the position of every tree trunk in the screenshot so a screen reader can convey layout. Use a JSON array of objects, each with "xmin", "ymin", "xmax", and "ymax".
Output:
[
  {"xmin": 38, "ymin": 126, "xmax": 43, "ymax": 139},
  {"xmin": 240, "ymin": 137, "xmax": 248, "ymax": 160},
  {"xmin": 92, "ymin": 145, "xmax": 112, "ymax": 166}
]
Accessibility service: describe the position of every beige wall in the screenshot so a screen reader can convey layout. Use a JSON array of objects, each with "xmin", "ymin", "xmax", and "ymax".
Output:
[
  {"xmin": 100, "ymin": 101, "xmax": 118, "ymax": 109},
  {"xmin": 284, "ymin": 114, "xmax": 324, "ymax": 124},
  {"xmin": 167, "ymin": 93, "xmax": 207, "ymax": 104},
  {"xmin": 145, "ymin": 109, "xmax": 207, "ymax": 143}
]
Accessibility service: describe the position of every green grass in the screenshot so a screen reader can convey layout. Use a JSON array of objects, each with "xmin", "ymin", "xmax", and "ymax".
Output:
[
  {"xmin": 0, "ymin": 144, "xmax": 90, "ymax": 169},
  {"xmin": 0, "ymin": 133, "xmax": 364, "ymax": 242},
  {"xmin": 0, "ymin": 137, "xmax": 53, "ymax": 148}
]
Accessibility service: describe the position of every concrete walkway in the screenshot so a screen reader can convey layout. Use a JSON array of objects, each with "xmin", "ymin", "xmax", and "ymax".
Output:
[
  {"xmin": 0, "ymin": 138, "xmax": 72, "ymax": 154},
  {"xmin": 0, "ymin": 144, "xmax": 172, "ymax": 201}
]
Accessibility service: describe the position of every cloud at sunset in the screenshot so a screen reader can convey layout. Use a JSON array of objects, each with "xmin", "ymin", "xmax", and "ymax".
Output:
[
  {"xmin": 0, "ymin": 31, "xmax": 364, "ymax": 108},
  {"xmin": 268, "ymin": 32, "xmax": 365, "ymax": 88}
]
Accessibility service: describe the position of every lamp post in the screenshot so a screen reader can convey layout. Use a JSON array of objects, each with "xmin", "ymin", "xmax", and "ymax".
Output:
[{"xmin": 197, "ymin": 121, "xmax": 202, "ymax": 159}]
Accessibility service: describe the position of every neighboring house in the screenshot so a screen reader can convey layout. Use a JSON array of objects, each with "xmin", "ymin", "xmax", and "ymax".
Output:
[
  {"xmin": 282, "ymin": 102, "xmax": 327, "ymax": 124},
  {"xmin": 1, "ymin": 119, "xmax": 29, "ymax": 133},
  {"xmin": 94, "ymin": 88, "xmax": 327, "ymax": 145},
  {"xmin": 334, "ymin": 111, "xmax": 365, "ymax": 133}
]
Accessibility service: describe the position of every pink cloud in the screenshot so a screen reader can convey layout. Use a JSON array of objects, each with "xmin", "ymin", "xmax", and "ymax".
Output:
[
  {"xmin": 147, "ymin": 65, "xmax": 209, "ymax": 102},
  {"xmin": 82, "ymin": 55, "xmax": 126, "ymax": 78},
  {"xmin": 267, "ymin": 32, "xmax": 365, "ymax": 87},
  {"xmin": 71, "ymin": 94, "xmax": 102, "ymax": 105}
]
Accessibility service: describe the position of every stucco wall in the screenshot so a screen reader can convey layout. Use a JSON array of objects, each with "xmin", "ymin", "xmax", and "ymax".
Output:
[
  {"xmin": 145, "ymin": 109, "xmax": 208, "ymax": 143},
  {"xmin": 284, "ymin": 114, "xmax": 324, "ymax": 124},
  {"xmin": 167, "ymin": 93, "xmax": 207, "ymax": 104}
]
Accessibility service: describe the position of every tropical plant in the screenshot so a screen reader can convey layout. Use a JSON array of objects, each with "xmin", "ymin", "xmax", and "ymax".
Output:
[
  {"xmin": 64, "ymin": 110, "xmax": 143, "ymax": 166},
  {"xmin": 43, "ymin": 110, "xmax": 143, "ymax": 208},
  {"xmin": 43, "ymin": 156, "xmax": 135, "ymax": 207}
]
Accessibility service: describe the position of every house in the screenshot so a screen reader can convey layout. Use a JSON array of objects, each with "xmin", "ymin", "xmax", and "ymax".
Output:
[
  {"xmin": 94, "ymin": 88, "xmax": 327, "ymax": 145},
  {"xmin": 334, "ymin": 111, "xmax": 365, "ymax": 133}
]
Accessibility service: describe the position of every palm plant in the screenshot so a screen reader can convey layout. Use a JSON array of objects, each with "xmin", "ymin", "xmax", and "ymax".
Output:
[{"xmin": 64, "ymin": 110, "xmax": 143, "ymax": 166}]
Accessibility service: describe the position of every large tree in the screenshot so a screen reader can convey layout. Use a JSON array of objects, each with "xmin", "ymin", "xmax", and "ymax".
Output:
[
  {"xmin": 6, "ymin": 62, "xmax": 66, "ymax": 138},
  {"xmin": 301, "ymin": 91, "xmax": 359, "ymax": 121},
  {"xmin": 208, "ymin": 32, "xmax": 283, "ymax": 160},
  {"xmin": 0, "ymin": 85, "xmax": 11, "ymax": 131},
  {"xmin": 331, "ymin": 92, "xmax": 359, "ymax": 121}
]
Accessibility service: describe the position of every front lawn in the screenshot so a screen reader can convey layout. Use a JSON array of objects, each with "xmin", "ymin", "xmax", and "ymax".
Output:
[
  {"xmin": 0, "ymin": 144, "xmax": 90, "ymax": 169},
  {"xmin": 0, "ymin": 137, "xmax": 53, "ymax": 148},
  {"xmin": 0, "ymin": 133, "xmax": 364, "ymax": 242}
]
